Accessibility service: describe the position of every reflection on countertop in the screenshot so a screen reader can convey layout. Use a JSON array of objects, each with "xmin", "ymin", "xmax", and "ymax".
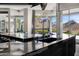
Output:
[{"xmin": 0, "ymin": 32, "xmax": 75, "ymax": 56}]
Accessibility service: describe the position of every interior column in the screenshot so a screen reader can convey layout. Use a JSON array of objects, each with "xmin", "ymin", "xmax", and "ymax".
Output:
[
  {"xmin": 56, "ymin": 3, "xmax": 63, "ymax": 39},
  {"xmin": 8, "ymin": 8, "xmax": 11, "ymax": 54},
  {"xmin": 24, "ymin": 8, "xmax": 35, "ymax": 53},
  {"xmin": 24, "ymin": 8, "xmax": 32, "ymax": 38},
  {"xmin": 49, "ymin": 16, "xmax": 52, "ymax": 33}
]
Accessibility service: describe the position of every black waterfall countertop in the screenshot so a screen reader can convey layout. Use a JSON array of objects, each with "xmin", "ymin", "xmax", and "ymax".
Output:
[{"xmin": 0, "ymin": 33, "xmax": 76, "ymax": 56}]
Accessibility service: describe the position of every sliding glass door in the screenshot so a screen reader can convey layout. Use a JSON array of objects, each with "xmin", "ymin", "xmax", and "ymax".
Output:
[
  {"xmin": 62, "ymin": 8, "xmax": 79, "ymax": 43},
  {"xmin": 0, "ymin": 8, "xmax": 10, "ymax": 55},
  {"xmin": 10, "ymin": 9, "xmax": 24, "ymax": 37},
  {"xmin": 0, "ymin": 10, "xmax": 8, "ymax": 34}
]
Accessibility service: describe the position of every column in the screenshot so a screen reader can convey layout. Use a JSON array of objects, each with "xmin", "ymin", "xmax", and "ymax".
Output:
[
  {"xmin": 56, "ymin": 3, "xmax": 63, "ymax": 40},
  {"xmin": 49, "ymin": 16, "xmax": 52, "ymax": 33},
  {"xmin": 24, "ymin": 8, "xmax": 35, "ymax": 53},
  {"xmin": 8, "ymin": 8, "xmax": 11, "ymax": 35},
  {"xmin": 32, "ymin": 10, "xmax": 36, "ymax": 50},
  {"xmin": 24, "ymin": 8, "xmax": 32, "ymax": 38},
  {"xmin": 8, "ymin": 8, "xmax": 11, "ymax": 54}
]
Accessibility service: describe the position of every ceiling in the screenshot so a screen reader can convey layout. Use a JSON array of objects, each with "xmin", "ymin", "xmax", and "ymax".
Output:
[
  {"xmin": 0, "ymin": 3, "xmax": 79, "ymax": 16},
  {"xmin": 0, "ymin": 3, "xmax": 79, "ymax": 10},
  {"xmin": 0, "ymin": 3, "xmax": 47, "ymax": 10}
]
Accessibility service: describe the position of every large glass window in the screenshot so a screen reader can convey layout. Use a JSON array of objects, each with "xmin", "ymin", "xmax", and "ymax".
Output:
[
  {"xmin": 35, "ymin": 16, "xmax": 49, "ymax": 36},
  {"xmin": 10, "ymin": 9, "xmax": 24, "ymax": 37},
  {"xmin": 34, "ymin": 10, "xmax": 53, "ymax": 37},
  {"xmin": 62, "ymin": 8, "xmax": 79, "ymax": 41},
  {"xmin": 0, "ymin": 9, "xmax": 10, "ymax": 54},
  {"xmin": 51, "ymin": 16, "xmax": 56, "ymax": 33},
  {"xmin": 62, "ymin": 10, "xmax": 71, "ymax": 35},
  {"xmin": 34, "ymin": 10, "xmax": 57, "ymax": 38},
  {"xmin": 0, "ymin": 14, "xmax": 8, "ymax": 33},
  {"xmin": 15, "ymin": 16, "xmax": 24, "ymax": 33}
]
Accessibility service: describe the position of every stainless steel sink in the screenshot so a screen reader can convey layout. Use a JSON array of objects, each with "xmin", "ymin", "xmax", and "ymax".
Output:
[{"xmin": 38, "ymin": 38, "xmax": 57, "ymax": 43}]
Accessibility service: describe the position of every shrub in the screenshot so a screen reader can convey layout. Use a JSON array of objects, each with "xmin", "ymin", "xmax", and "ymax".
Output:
[
  {"xmin": 35, "ymin": 30, "xmax": 48, "ymax": 34},
  {"xmin": 52, "ymin": 29, "xmax": 56, "ymax": 32},
  {"xmin": 77, "ymin": 32, "xmax": 79, "ymax": 35},
  {"xmin": 64, "ymin": 31, "xmax": 72, "ymax": 34}
]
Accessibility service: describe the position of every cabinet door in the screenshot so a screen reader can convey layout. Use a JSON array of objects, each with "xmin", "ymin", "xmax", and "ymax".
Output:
[
  {"xmin": 48, "ymin": 41, "xmax": 63, "ymax": 56},
  {"xmin": 62, "ymin": 36, "xmax": 76, "ymax": 56}
]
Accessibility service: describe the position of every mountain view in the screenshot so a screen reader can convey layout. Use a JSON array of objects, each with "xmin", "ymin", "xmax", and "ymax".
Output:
[
  {"xmin": 35, "ymin": 15, "xmax": 79, "ymax": 34},
  {"xmin": 52, "ymin": 20, "xmax": 79, "ymax": 34},
  {"xmin": 63, "ymin": 20, "xmax": 79, "ymax": 34}
]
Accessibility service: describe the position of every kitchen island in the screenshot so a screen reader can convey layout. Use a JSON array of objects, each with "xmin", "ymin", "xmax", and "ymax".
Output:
[{"xmin": 0, "ymin": 33, "xmax": 76, "ymax": 56}]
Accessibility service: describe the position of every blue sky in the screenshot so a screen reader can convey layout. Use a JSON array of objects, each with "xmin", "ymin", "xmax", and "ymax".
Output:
[{"xmin": 51, "ymin": 13, "xmax": 79, "ymax": 23}]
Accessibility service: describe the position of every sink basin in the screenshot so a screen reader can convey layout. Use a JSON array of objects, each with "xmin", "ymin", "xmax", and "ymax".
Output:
[{"xmin": 38, "ymin": 38, "xmax": 57, "ymax": 43}]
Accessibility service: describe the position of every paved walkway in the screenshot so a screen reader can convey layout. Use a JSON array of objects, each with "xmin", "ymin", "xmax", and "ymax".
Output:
[{"xmin": 75, "ymin": 44, "xmax": 79, "ymax": 56}]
